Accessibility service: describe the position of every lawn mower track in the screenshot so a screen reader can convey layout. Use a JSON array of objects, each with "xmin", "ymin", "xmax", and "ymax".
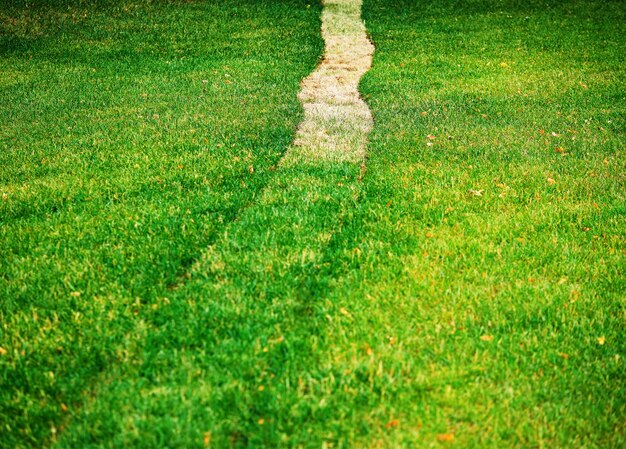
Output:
[
  {"xmin": 130, "ymin": 0, "xmax": 373, "ymax": 289},
  {"xmin": 53, "ymin": 0, "xmax": 375, "ymax": 444},
  {"xmin": 172, "ymin": 0, "xmax": 373, "ymax": 281}
]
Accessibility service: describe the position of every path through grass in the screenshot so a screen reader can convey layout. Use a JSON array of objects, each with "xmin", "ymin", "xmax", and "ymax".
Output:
[
  {"xmin": 1, "ymin": 0, "xmax": 624, "ymax": 448},
  {"xmin": 53, "ymin": 0, "xmax": 374, "ymax": 447},
  {"xmin": 294, "ymin": 0, "xmax": 373, "ymax": 163}
]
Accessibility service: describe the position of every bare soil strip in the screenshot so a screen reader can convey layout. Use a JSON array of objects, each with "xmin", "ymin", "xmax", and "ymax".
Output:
[{"xmin": 283, "ymin": 0, "xmax": 374, "ymax": 165}]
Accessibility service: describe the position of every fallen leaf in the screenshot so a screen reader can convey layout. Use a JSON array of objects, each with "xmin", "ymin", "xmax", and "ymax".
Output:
[
  {"xmin": 468, "ymin": 189, "xmax": 484, "ymax": 197},
  {"xmin": 555, "ymin": 147, "xmax": 566, "ymax": 153},
  {"xmin": 60, "ymin": 403, "xmax": 69, "ymax": 412},
  {"xmin": 249, "ymin": 165, "xmax": 254, "ymax": 174},
  {"xmin": 385, "ymin": 419, "xmax": 399, "ymax": 429},
  {"xmin": 258, "ymin": 385, "xmax": 265, "ymax": 391},
  {"xmin": 500, "ymin": 62, "xmax": 509, "ymax": 68},
  {"xmin": 0, "ymin": 347, "xmax": 7, "ymax": 356},
  {"xmin": 547, "ymin": 177, "xmax": 556, "ymax": 185},
  {"xmin": 437, "ymin": 433, "xmax": 455, "ymax": 442},
  {"xmin": 70, "ymin": 291, "xmax": 81, "ymax": 297},
  {"xmin": 203, "ymin": 432, "xmax": 211, "ymax": 447},
  {"xmin": 365, "ymin": 345, "xmax": 373, "ymax": 356},
  {"xmin": 258, "ymin": 418, "xmax": 265, "ymax": 425},
  {"xmin": 427, "ymin": 134, "xmax": 436, "ymax": 140},
  {"xmin": 480, "ymin": 335, "xmax": 494, "ymax": 342},
  {"xmin": 558, "ymin": 352, "xmax": 570, "ymax": 360},
  {"xmin": 339, "ymin": 307, "xmax": 351, "ymax": 317},
  {"xmin": 598, "ymin": 336, "xmax": 606, "ymax": 345}
]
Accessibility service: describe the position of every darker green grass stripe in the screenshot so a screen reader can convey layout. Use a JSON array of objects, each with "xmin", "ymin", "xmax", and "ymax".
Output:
[{"xmin": 54, "ymin": 159, "xmax": 365, "ymax": 448}]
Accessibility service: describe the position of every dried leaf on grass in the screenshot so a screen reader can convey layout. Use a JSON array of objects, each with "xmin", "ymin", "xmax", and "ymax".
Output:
[{"xmin": 437, "ymin": 433, "xmax": 455, "ymax": 442}]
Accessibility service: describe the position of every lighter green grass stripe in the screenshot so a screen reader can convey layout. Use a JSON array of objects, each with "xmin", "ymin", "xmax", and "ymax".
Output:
[{"xmin": 284, "ymin": 0, "xmax": 374, "ymax": 165}]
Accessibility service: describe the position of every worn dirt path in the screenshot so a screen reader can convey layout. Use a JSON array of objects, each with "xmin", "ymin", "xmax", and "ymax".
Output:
[{"xmin": 283, "ymin": 0, "xmax": 374, "ymax": 166}]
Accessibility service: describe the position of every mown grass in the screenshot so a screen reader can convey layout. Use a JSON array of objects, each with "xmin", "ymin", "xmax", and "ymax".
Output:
[
  {"xmin": 0, "ymin": 0, "xmax": 322, "ymax": 447},
  {"xmin": 297, "ymin": 0, "xmax": 624, "ymax": 446},
  {"xmin": 52, "ymin": 0, "xmax": 625, "ymax": 448},
  {"xmin": 2, "ymin": 0, "xmax": 625, "ymax": 448}
]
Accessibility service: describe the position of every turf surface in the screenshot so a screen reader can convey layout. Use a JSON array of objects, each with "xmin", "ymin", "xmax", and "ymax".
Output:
[
  {"xmin": 0, "ymin": 0, "xmax": 322, "ymax": 446},
  {"xmin": 1, "ymin": 0, "xmax": 625, "ymax": 448},
  {"xmin": 312, "ymin": 0, "xmax": 625, "ymax": 446}
]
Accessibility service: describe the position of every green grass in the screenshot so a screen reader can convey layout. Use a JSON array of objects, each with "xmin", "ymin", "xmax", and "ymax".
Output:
[
  {"xmin": 306, "ymin": 0, "xmax": 625, "ymax": 446},
  {"xmin": 0, "ymin": 0, "xmax": 322, "ymax": 446},
  {"xmin": 2, "ymin": 0, "xmax": 625, "ymax": 448}
]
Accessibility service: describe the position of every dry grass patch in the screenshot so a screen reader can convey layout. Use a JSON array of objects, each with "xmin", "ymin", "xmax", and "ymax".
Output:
[{"xmin": 287, "ymin": 0, "xmax": 374, "ymax": 165}]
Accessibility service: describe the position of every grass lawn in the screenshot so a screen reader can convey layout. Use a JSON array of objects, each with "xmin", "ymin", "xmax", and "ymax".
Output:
[
  {"xmin": 1, "ymin": 0, "xmax": 625, "ymax": 448},
  {"xmin": 312, "ymin": 0, "xmax": 624, "ymax": 446},
  {"xmin": 0, "ymin": 0, "xmax": 322, "ymax": 446}
]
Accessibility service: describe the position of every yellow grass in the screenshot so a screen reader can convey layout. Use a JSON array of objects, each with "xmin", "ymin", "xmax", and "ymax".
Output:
[{"xmin": 286, "ymin": 0, "xmax": 374, "ymax": 165}]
